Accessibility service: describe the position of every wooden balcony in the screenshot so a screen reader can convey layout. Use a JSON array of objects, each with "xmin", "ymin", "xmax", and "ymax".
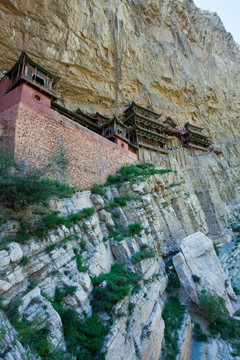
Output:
[{"xmin": 138, "ymin": 141, "xmax": 169, "ymax": 153}]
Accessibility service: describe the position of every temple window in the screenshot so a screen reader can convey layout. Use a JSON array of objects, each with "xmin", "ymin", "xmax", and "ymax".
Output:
[
  {"xmin": 32, "ymin": 73, "xmax": 45, "ymax": 86},
  {"xmin": 105, "ymin": 129, "xmax": 112, "ymax": 136}
]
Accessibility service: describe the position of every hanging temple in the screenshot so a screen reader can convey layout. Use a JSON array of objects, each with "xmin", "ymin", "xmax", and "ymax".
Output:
[{"xmin": 0, "ymin": 52, "xmax": 221, "ymax": 188}]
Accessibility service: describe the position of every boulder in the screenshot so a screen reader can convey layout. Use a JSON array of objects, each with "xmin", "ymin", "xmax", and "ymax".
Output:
[
  {"xmin": 173, "ymin": 232, "xmax": 236, "ymax": 316},
  {"xmin": 21, "ymin": 289, "xmax": 66, "ymax": 349},
  {"xmin": 7, "ymin": 242, "xmax": 23, "ymax": 263}
]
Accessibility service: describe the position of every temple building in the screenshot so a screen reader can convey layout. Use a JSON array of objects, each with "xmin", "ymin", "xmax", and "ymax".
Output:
[
  {"xmin": 183, "ymin": 122, "xmax": 213, "ymax": 151},
  {"xmin": 0, "ymin": 51, "xmax": 60, "ymax": 111},
  {"xmin": 0, "ymin": 52, "xmax": 219, "ymax": 188}
]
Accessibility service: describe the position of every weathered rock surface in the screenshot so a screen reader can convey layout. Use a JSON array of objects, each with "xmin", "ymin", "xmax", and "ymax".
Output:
[
  {"xmin": 178, "ymin": 313, "xmax": 192, "ymax": 360},
  {"xmin": 1, "ymin": 0, "xmax": 240, "ymax": 140},
  {"xmin": 0, "ymin": 0, "xmax": 240, "ymax": 358},
  {"xmin": 21, "ymin": 287, "xmax": 66, "ymax": 349},
  {"xmin": 0, "ymin": 171, "xmax": 239, "ymax": 359},
  {"xmin": 190, "ymin": 337, "xmax": 238, "ymax": 360},
  {"xmin": 0, "ymin": 310, "xmax": 37, "ymax": 360},
  {"xmin": 173, "ymin": 232, "xmax": 236, "ymax": 315}
]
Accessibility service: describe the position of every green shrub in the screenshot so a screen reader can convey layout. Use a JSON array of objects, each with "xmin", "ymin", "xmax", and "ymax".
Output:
[
  {"xmin": 192, "ymin": 274, "xmax": 201, "ymax": 283},
  {"xmin": 28, "ymin": 281, "xmax": 38, "ymax": 290},
  {"xmin": 140, "ymin": 324, "xmax": 151, "ymax": 340},
  {"xmin": 214, "ymin": 244, "xmax": 220, "ymax": 257},
  {"xmin": 54, "ymin": 285, "xmax": 77, "ymax": 303},
  {"xmin": 91, "ymin": 183, "xmax": 107, "ymax": 196},
  {"xmin": 131, "ymin": 246, "xmax": 155, "ymax": 264},
  {"xmin": 4, "ymin": 298, "xmax": 22, "ymax": 326},
  {"xmin": 67, "ymin": 207, "xmax": 95, "ymax": 224},
  {"xmin": 108, "ymin": 228, "xmax": 125, "ymax": 242},
  {"xmin": 233, "ymin": 286, "xmax": 240, "ymax": 295},
  {"xmin": 91, "ymin": 264, "xmax": 142, "ymax": 313},
  {"xmin": 232, "ymin": 223, "xmax": 240, "ymax": 233},
  {"xmin": 108, "ymin": 220, "xmax": 143, "ymax": 242},
  {"xmin": 52, "ymin": 287, "xmax": 108, "ymax": 359},
  {"xmin": 105, "ymin": 163, "xmax": 174, "ymax": 185},
  {"xmin": 193, "ymin": 323, "xmax": 208, "ymax": 342},
  {"xmin": 3, "ymin": 298, "xmax": 71, "ymax": 359},
  {"xmin": 162, "ymin": 296, "xmax": 186, "ymax": 360},
  {"xmin": 199, "ymin": 291, "xmax": 228, "ymax": 322},
  {"xmin": 165, "ymin": 258, "xmax": 181, "ymax": 293},
  {"xmin": 166, "ymin": 182, "xmax": 181, "ymax": 189},
  {"xmin": 20, "ymin": 256, "xmax": 29, "ymax": 266},
  {"xmin": 128, "ymin": 222, "xmax": 143, "ymax": 236},
  {"xmin": 105, "ymin": 195, "xmax": 140, "ymax": 213},
  {"xmin": 128, "ymin": 302, "xmax": 135, "ymax": 316},
  {"xmin": 0, "ymin": 347, "xmax": 11, "ymax": 358},
  {"xmin": 207, "ymin": 317, "xmax": 240, "ymax": 357},
  {"xmin": 0, "ymin": 151, "xmax": 76, "ymax": 209},
  {"xmin": 58, "ymin": 307, "xmax": 108, "ymax": 360},
  {"xmin": 209, "ymin": 317, "xmax": 238, "ymax": 339},
  {"xmin": 6, "ymin": 207, "xmax": 95, "ymax": 244},
  {"xmin": 162, "ymin": 201, "xmax": 169, "ymax": 208},
  {"xmin": 75, "ymin": 255, "xmax": 88, "ymax": 272}
]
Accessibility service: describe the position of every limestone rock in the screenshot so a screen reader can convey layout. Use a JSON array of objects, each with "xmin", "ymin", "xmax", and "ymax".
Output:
[
  {"xmin": 0, "ymin": 220, "xmax": 20, "ymax": 240},
  {"xmin": 178, "ymin": 313, "xmax": 193, "ymax": 360},
  {"xmin": 90, "ymin": 193, "xmax": 105, "ymax": 210},
  {"xmin": 7, "ymin": 242, "xmax": 23, "ymax": 263},
  {"xmin": 0, "ymin": 279, "xmax": 12, "ymax": 294},
  {"xmin": 0, "ymin": 310, "xmax": 38, "ymax": 360},
  {"xmin": 22, "ymin": 291, "xmax": 66, "ymax": 349},
  {"xmin": 173, "ymin": 232, "xmax": 236, "ymax": 315},
  {"xmin": 0, "ymin": 250, "xmax": 10, "ymax": 271}
]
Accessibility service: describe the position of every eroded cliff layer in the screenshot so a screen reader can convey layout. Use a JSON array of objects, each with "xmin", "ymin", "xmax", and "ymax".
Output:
[
  {"xmin": 0, "ymin": 1, "xmax": 240, "ymax": 359},
  {"xmin": 0, "ymin": 0, "xmax": 240, "ymax": 144},
  {"xmin": 0, "ymin": 166, "xmax": 239, "ymax": 360}
]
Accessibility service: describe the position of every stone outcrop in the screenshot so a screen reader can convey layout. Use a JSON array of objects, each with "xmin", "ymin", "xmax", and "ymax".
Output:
[
  {"xmin": 0, "ymin": 310, "xmax": 38, "ymax": 360},
  {"xmin": 173, "ymin": 232, "xmax": 237, "ymax": 315},
  {"xmin": 0, "ymin": 168, "xmax": 238, "ymax": 359}
]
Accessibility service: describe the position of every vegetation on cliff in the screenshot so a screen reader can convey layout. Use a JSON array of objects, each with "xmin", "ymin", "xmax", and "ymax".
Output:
[{"xmin": 0, "ymin": 151, "xmax": 75, "ymax": 210}]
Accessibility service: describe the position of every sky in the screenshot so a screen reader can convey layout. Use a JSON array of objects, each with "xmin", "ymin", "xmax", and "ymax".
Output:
[{"xmin": 193, "ymin": 0, "xmax": 240, "ymax": 45}]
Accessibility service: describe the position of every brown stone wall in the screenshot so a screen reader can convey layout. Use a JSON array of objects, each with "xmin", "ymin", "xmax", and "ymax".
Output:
[
  {"xmin": 0, "ymin": 119, "xmax": 5, "ymax": 137},
  {"xmin": 0, "ymin": 118, "xmax": 6, "ymax": 149},
  {"xmin": 4, "ymin": 103, "xmax": 136, "ymax": 188},
  {"xmin": 0, "ymin": 104, "xmax": 19, "ymax": 151}
]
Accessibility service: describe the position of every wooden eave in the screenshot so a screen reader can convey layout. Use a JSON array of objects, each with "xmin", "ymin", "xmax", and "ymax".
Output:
[
  {"xmin": 124, "ymin": 101, "xmax": 161, "ymax": 119},
  {"xmin": 95, "ymin": 112, "xmax": 111, "ymax": 121},
  {"xmin": 6, "ymin": 51, "xmax": 60, "ymax": 82},
  {"xmin": 187, "ymin": 135, "xmax": 211, "ymax": 146},
  {"xmin": 187, "ymin": 142, "xmax": 209, "ymax": 151},
  {"xmin": 102, "ymin": 118, "xmax": 130, "ymax": 130},
  {"xmin": 165, "ymin": 127, "xmax": 182, "ymax": 137},
  {"xmin": 6, "ymin": 75, "xmax": 58, "ymax": 100},
  {"xmin": 187, "ymin": 128, "xmax": 212, "ymax": 141},
  {"xmin": 129, "ymin": 143, "xmax": 139, "ymax": 150},
  {"xmin": 124, "ymin": 112, "xmax": 167, "ymax": 130},
  {"xmin": 187, "ymin": 131, "xmax": 212, "ymax": 144},
  {"xmin": 138, "ymin": 141, "xmax": 169, "ymax": 153},
  {"xmin": 75, "ymin": 108, "xmax": 98, "ymax": 123},
  {"xmin": 185, "ymin": 122, "xmax": 204, "ymax": 131},
  {"xmin": 51, "ymin": 102, "xmax": 102, "ymax": 134},
  {"xmin": 163, "ymin": 118, "xmax": 177, "ymax": 128},
  {"xmin": 135, "ymin": 126, "xmax": 172, "ymax": 143}
]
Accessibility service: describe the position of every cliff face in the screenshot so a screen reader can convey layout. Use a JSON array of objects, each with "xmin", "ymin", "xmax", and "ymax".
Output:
[
  {"xmin": 0, "ymin": 1, "xmax": 240, "ymax": 359},
  {"xmin": 0, "ymin": 167, "xmax": 239, "ymax": 360},
  {"xmin": 0, "ymin": 0, "xmax": 240, "ymax": 140}
]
